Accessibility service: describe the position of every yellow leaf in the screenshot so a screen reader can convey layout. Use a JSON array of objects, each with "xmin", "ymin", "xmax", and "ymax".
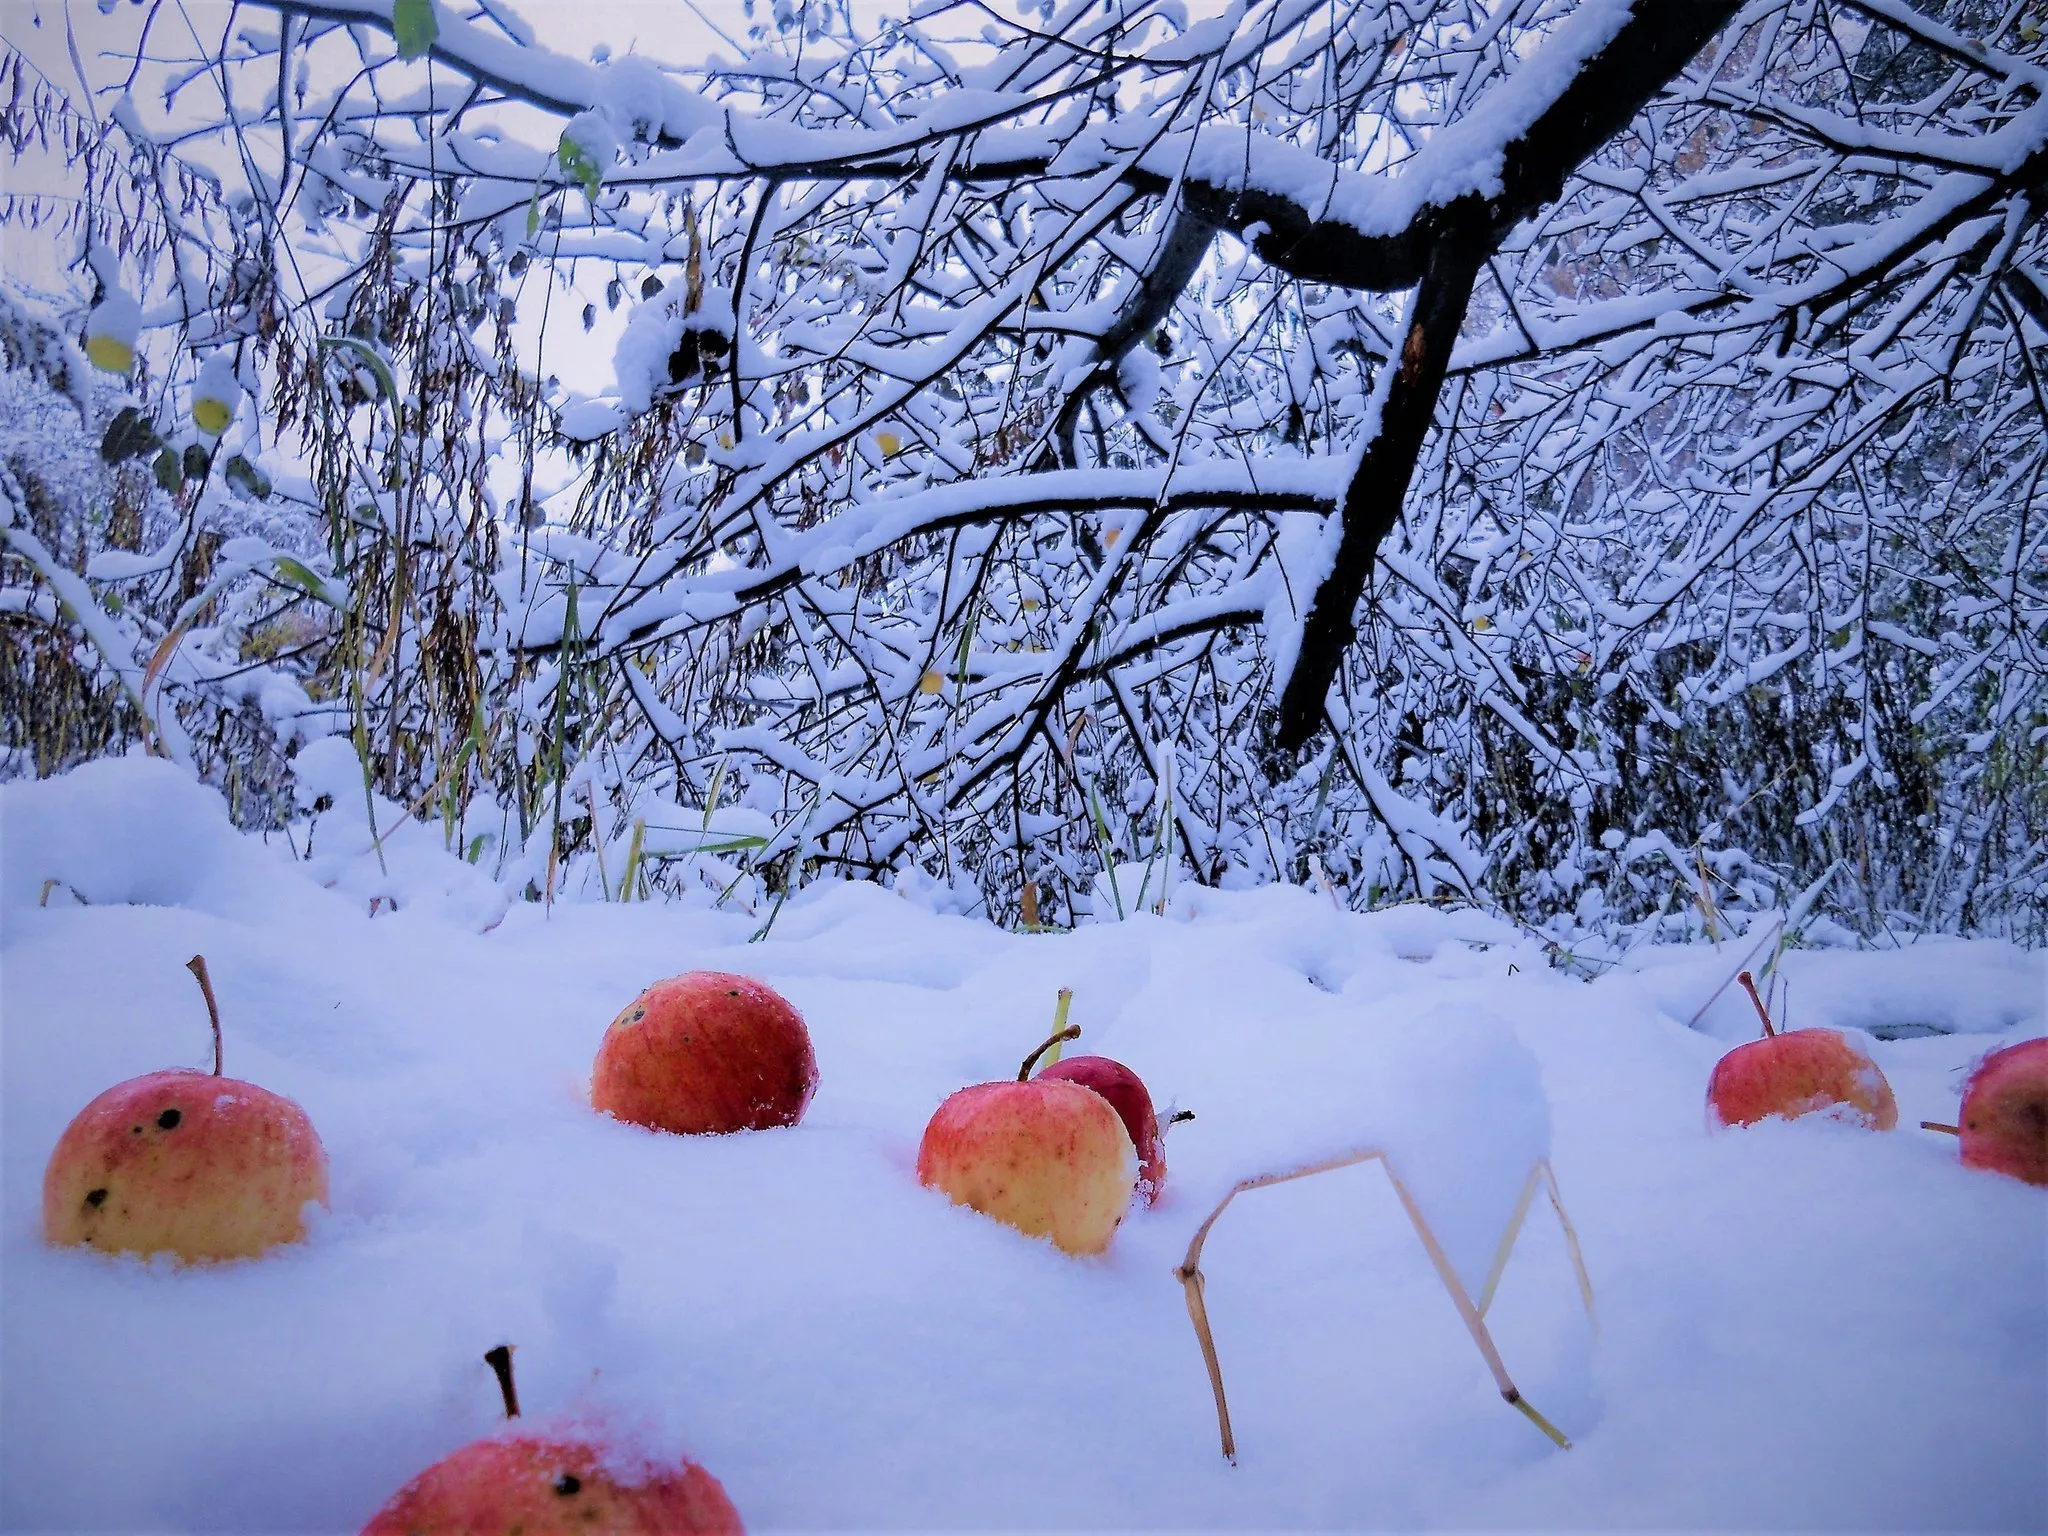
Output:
[
  {"xmin": 876, "ymin": 430, "xmax": 903, "ymax": 457},
  {"xmin": 1472, "ymin": 614, "xmax": 1493, "ymax": 631},
  {"xmin": 193, "ymin": 395, "xmax": 234, "ymax": 435},
  {"xmin": 918, "ymin": 668, "xmax": 944, "ymax": 694},
  {"xmin": 84, "ymin": 334, "xmax": 135, "ymax": 376}
]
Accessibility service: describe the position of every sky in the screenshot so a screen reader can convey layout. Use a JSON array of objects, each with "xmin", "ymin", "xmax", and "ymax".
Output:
[{"xmin": 0, "ymin": 0, "xmax": 792, "ymax": 294}]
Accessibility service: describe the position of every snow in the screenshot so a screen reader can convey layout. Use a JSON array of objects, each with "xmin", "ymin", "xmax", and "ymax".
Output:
[
  {"xmin": 3, "ymin": 758, "xmax": 2044, "ymax": 1532},
  {"xmin": 192, "ymin": 352, "xmax": 243, "ymax": 435},
  {"xmin": 82, "ymin": 290, "xmax": 140, "ymax": 353}
]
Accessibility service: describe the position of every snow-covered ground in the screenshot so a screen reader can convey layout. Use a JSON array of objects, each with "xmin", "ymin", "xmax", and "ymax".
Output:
[{"xmin": 3, "ymin": 759, "xmax": 2043, "ymax": 1533}]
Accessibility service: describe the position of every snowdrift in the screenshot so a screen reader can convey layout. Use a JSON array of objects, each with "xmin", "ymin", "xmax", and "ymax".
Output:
[{"xmin": 2, "ymin": 759, "xmax": 2042, "ymax": 1531}]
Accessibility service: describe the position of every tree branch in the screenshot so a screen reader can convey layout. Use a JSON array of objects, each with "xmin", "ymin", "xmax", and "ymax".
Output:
[
  {"xmin": 1275, "ymin": 241, "xmax": 1483, "ymax": 752},
  {"xmin": 1264, "ymin": 0, "xmax": 1746, "ymax": 752}
]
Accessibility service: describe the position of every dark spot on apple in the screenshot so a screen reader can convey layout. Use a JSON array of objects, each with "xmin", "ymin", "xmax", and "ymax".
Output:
[
  {"xmin": 554, "ymin": 1474, "xmax": 582, "ymax": 1496},
  {"xmin": 157, "ymin": 1108, "xmax": 182, "ymax": 1130},
  {"xmin": 728, "ymin": 989, "xmax": 740, "ymax": 997},
  {"xmin": 131, "ymin": 1125, "xmax": 143, "ymax": 1134},
  {"xmin": 84, "ymin": 1188, "xmax": 107, "ymax": 1208}
]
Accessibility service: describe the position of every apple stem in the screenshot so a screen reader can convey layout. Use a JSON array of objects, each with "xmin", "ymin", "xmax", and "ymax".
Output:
[
  {"xmin": 1168, "ymin": 1110, "xmax": 1196, "ymax": 1125},
  {"xmin": 1736, "ymin": 970, "xmax": 1776, "ymax": 1038},
  {"xmin": 185, "ymin": 955, "xmax": 224, "ymax": 1076},
  {"xmin": 484, "ymin": 1345, "xmax": 521, "ymax": 1419},
  {"xmin": 1920, "ymin": 1120, "xmax": 1961, "ymax": 1136},
  {"xmin": 1017, "ymin": 1024, "xmax": 1081, "ymax": 1082}
]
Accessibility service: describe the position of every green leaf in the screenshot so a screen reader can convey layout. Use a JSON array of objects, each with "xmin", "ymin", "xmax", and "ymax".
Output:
[
  {"xmin": 100, "ymin": 406, "xmax": 161, "ymax": 464},
  {"xmin": 392, "ymin": 0, "xmax": 437, "ymax": 61},
  {"xmin": 317, "ymin": 335, "xmax": 399, "ymax": 406},
  {"xmin": 152, "ymin": 447, "xmax": 184, "ymax": 494},
  {"xmin": 272, "ymin": 555, "xmax": 339, "ymax": 607},
  {"xmin": 223, "ymin": 454, "xmax": 273, "ymax": 501},
  {"xmin": 692, "ymin": 835, "xmax": 770, "ymax": 854},
  {"xmin": 182, "ymin": 442, "xmax": 211, "ymax": 481},
  {"xmin": 557, "ymin": 134, "xmax": 603, "ymax": 198}
]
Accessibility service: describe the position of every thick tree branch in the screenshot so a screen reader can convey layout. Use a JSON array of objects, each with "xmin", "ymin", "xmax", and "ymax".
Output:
[
  {"xmin": 1170, "ymin": 1, "xmax": 1747, "ymax": 290},
  {"xmin": 1053, "ymin": 207, "xmax": 1216, "ymax": 466},
  {"xmin": 1263, "ymin": 0, "xmax": 1746, "ymax": 752},
  {"xmin": 1275, "ymin": 242, "xmax": 1483, "ymax": 751}
]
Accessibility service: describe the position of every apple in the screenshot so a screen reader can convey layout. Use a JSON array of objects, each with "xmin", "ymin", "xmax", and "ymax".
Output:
[
  {"xmin": 362, "ymin": 1346, "xmax": 743, "ymax": 1536},
  {"xmin": 1706, "ymin": 970, "xmax": 1897, "ymax": 1132},
  {"xmin": 42, "ymin": 955, "xmax": 328, "ymax": 1263},
  {"xmin": 916, "ymin": 1018, "xmax": 1138, "ymax": 1255},
  {"xmin": 592, "ymin": 971, "xmax": 817, "ymax": 1136},
  {"xmin": 917, "ymin": 1079, "xmax": 1136, "ymax": 1255},
  {"xmin": 1957, "ymin": 1038, "xmax": 2048, "ymax": 1187},
  {"xmin": 1037, "ymin": 1055, "xmax": 1167, "ymax": 1203}
]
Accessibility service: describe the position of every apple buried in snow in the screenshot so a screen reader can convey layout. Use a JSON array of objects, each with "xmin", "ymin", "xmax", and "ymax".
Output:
[
  {"xmin": 360, "ymin": 1345, "xmax": 743, "ymax": 1536},
  {"xmin": 592, "ymin": 971, "xmax": 818, "ymax": 1135},
  {"xmin": 1033, "ymin": 1022, "xmax": 1173, "ymax": 1203},
  {"xmin": 1954, "ymin": 1037, "xmax": 2048, "ymax": 1187},
  {"xmin": 42, "ymin": 955, "xmax": 328, "ymax": 1263},
  {"xmin": 1706, "ymin": 971, "xmax": 1897, "ymax": 1132},
  {"xmin": 916, "ymin": 1009, "xmax": 1145, "ymax": 1255}
]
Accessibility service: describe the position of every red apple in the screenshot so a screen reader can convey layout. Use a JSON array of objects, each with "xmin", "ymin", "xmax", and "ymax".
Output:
[
  {"xmin": 592, "ymin": 971, "xmax": 817, "ymax": 1135},
  {"xmin": 917, "ymin": 1026, "xmax": 1137, "ymax": 1257},
  {"xmin": 42, "ymin": 956, "xmax": 328, "ymax": 1263},
  {"xmin": 1038, "ymin": 1055, "xmax": 1166, "ymax": 1202},
  {"xmin": 362, "ymin": 1347, "xmax": 743, "ymax": 1535},
  {"xmin": 1958, "ymin": 1038, "xmax": 2048, "ymax": 1187},
  {"xmin": 1706, "ymin": 971, "xmax": 1896, "ymax": 1132}
]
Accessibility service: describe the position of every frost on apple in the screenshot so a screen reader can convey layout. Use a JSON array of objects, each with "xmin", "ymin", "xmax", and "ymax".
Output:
[{"xmin": 360, "ymin": 1344, "xmax": 746, "ymax": 1535}]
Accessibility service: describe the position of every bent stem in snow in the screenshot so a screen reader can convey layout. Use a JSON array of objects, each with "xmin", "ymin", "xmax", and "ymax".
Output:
[
  {"xmin": 1175, "ymin": 1150, "xmax": 1590, "ymax": 1463},
  {"xmin": 1018, "ymin": 991, "xmax": 1079, "ymax": 1080},
  {"xmin": 1736, "ymin": 970, "xmax": 1776, "ymax": 1037},
  {"xmin": 1920, "ymin": 1121, "xmax": 1961, "ymax": 1135},
  {"xmin": 185, "ymin": 954, "xmax": 224, "ymax": 1077},
  {"xmin": 484, "ymin": 1345, "xmax": 522, "ymax": 1419}
]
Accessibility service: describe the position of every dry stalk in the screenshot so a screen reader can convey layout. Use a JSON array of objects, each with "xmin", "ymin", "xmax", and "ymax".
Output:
[{"xmin": 1175, "ymin": 1149, "xmax": 1591, "ymax": 1462}]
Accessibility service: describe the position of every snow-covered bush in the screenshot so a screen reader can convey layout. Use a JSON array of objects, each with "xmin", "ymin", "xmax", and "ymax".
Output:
[{"xmin": 1, "ymin": 0, "xmax": 2041, "ymax": 943}]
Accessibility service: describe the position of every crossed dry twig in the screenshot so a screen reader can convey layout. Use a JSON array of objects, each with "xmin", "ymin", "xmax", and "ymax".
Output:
[{"xmin": 1176, "ymin": 1151, "xmax": 1595, "ymax": 1462}]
